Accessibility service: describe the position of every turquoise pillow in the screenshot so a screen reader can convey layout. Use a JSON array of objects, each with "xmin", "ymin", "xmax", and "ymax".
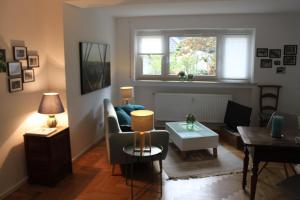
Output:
[
  {"xmin": 120, "ymin": 104, "xmax": 145, "ymax": 115},
  {"xmin": 114, "ymin": 107, "xmax": 131, "ymax": 125}
]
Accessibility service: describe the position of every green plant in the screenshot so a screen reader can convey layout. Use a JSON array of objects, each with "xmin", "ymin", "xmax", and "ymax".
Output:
[{"xmin": 186, "ymin": 113, "xmax": 196, "ymax": 124}]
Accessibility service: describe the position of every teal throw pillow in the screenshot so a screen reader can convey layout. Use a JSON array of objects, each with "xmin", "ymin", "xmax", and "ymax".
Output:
[
  {"xmin": 120, "ymin": 104, "xmax": 145, "ymax": 115},
  {"xmin": 114, "ymin": 107, "xmax": 131, "ymax": 125}
]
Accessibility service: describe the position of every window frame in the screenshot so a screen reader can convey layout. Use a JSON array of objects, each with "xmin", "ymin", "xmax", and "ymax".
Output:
[{"xmin": 134, "ymin": 29, "xmax": 254, "ymax": 82}]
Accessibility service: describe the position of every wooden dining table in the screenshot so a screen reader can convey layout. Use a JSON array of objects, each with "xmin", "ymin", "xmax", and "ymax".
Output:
[{"xmin": 237, "ymin": 126, "xmax": 300, "ymax": 200}]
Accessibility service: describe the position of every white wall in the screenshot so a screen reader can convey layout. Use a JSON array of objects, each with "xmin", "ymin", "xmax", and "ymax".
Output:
[
  {"xmin": 115, "ymin": 13, "xmax": 300, "ymax": 122},
  {"xmin": 0, "ymin": 0, "xmax": 67, "ymax": 198},
  {"xmin": 63, "ymin": 5, "xmax": 116, "ymax": 159}
]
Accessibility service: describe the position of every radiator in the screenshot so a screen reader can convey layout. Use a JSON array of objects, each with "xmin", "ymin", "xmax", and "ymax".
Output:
[{"xmin": 155, "ymin": 93, "xmax": 232, "ymax": 123}]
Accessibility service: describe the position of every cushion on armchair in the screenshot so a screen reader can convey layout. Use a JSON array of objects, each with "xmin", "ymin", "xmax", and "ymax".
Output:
[
  {"xmin": 120, "ymin": 104, "xmax": 145, "ymax": 115},
  {"xmin": 114, "ymin": 107, "xmax": 131, "ymax": 125}
]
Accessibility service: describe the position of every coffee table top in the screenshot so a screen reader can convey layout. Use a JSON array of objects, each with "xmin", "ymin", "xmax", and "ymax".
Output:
[{"xmin": 166, "ymin": 121, "xmax": 218, "ymax": 139}]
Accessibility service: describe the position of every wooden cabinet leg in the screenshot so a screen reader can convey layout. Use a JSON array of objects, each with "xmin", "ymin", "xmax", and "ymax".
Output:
[
  {"xmin": 213, "ymin": 148, "xmax": 218, "ymax": 157},
  {"xmin": 242, "ymin": 147, "xmax": 249, "ymax": 190}
]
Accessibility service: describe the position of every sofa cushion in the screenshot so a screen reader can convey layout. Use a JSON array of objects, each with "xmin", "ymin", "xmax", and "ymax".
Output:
[
  {"xmin": 115, "ymin": 107, "xmax": 131, "ymax": 125},
  {"xmin": 120, "ymin": 104, "xmax": 145, "ymax": 115}
]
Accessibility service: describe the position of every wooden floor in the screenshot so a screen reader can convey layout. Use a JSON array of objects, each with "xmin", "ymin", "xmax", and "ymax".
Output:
[{"xmin": 4, "ymin": 140, "xmax": 298, "ymax": 200}]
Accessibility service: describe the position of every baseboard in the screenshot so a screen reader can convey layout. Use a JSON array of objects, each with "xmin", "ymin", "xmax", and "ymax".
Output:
[
  {"xmin": 0, "ymin": 177, "xmax": 28, "ymax": 200},
  {"xmin": 72, "ymin": 135, "xmax": 104, "ymax": 162}
]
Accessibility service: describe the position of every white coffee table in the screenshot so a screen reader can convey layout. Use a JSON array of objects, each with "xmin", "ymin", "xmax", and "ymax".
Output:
[{"xmin": 166, "ymin": 121, "xmax": 219, "ymax": 157}]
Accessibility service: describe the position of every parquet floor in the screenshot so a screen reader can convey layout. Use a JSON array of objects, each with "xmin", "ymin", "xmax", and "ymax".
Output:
[{"xmin": 4, "ymin": 140, "xmax": 298, "ymax": 200}]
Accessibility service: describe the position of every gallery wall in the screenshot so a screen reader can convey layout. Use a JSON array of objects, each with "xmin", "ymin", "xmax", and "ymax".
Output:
[
  {"xmin": 63, "ymin": 5, "xmax": 116, "ymax": 159},
  {"xmin": 115, "ymin": 13, "xmax": 300, "ymax": 123}
]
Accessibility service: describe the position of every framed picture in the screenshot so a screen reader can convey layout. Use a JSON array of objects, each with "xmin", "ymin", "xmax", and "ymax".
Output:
[
  {"xmin": 7, "ymin": 62, "xmax": 22, "ymax": 76},
  {"xmin": 274, "ymin": 60, "xmax": 281, "ymax": 65},
  {"xmin": 20, "ymin": 59, "xmax": 28, "ymax": 69},
  {"xmin": 0, "ymin": 49, "xmax": 6, "ymax": 73},
  {"xmin": 276, "ymin": 67, "xmax": 286, "ymax": 74},
  {"xmin": 256, "ymin": 48, "xmax": 268, "ymax": 57},
  {"xmin": 28, "ymin": 55, "xmax": 39, "ymax": 68},
  {"xmin": 283, "ymin": 56, "xmax": 297, "ymax": 65},
  {"xmin": 284, "ymin": 45, "xmax": 297, "ymax": 55},
  {"xmin": 13, "ymin": 46, "xmax": 27, "ymax": 60},
  {"xmin": 269, "ymin": 49, "xmax": 281, "ymax": 58},
  {"xmin": 8, "ymin": 77, "xmax": 23, "ymax": 93},
  {"xmin": 260, "ymin": 59, "xmax": 272, "ymax": 68},
  {"xmin": 23, "ymin": 69, "xmax": 35, "ymax": 83}
]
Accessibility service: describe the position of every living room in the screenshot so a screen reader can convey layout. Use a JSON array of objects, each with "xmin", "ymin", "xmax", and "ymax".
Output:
[{"xmin": 0, "ymin": 0, "xmax": 300, "ymax": 199}]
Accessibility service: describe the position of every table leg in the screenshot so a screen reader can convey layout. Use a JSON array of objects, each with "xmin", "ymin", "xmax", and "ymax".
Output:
[
  {"xmin": 251, "ymin": 160, "xmax": 259, "ymax": 200},
  {"xmin": 131, "ymin": 163, "xmax": 133, "ymax": 200},
  {"xmin": 160, "ymin": 155, "xmax": 163, "ymax": 197},
  {"xmin": 125, "ymin": 164, "xmax": 128, "ymax": 185},
  {"xmin": 213, "ymin": 148, "xmax": 218, "ymax": 157},
  {"xmin": 242, "ymin": 147, "xmax": 249, "ymax": 190},
  {"xmin": 159, "ymin": 159, "xmax": 162, "ymax": 174}
]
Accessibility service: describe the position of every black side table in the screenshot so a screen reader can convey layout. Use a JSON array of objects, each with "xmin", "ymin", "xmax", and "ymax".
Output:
[{"xmin": 123, "ymin": 145, "xmax": 163, "ymax": 200}]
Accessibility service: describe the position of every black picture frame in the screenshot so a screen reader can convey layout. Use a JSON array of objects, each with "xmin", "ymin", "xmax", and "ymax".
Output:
[
  {"xmin": 276, "ymin": 67, "xmax": 286, "ymax": 74},
  {"xmin": 283, "ymin": 56, "xmax": 297, "ymax": 65},
  {"xmin": 7, "ymin": 62, "xmax": 22, "ymax": 76},
  {"xmin": 28, "ymin": 55, "xmax": 39, "ymax": 68},
  {"xmin": 13, "ymin": 46, "xmax": 27, "ymax": 60},
  {"xmin": 79, "ymin": 42, "xmax": 111, "ymax": 95},
  {"xmin": 256, "ymin": 48, "xmax": 268, "ymax": 57},
  {"xmin": 260, "ymin": 59, "xmax": 272, "ymax": 68},
  {"xmin": 8, "ymin": 77, "xmax": 23, "ymax": 93},
  {"xmin": 274, "ymin": 60, "xmax": 281, "ymax": 65},
  {"xmin": 269, "ymin": 49, "xmax": 281, "ymax": 58},
  {"xmin": 20, "ymin": 59, "xmax": 28, "ymax": 69},
  {"xmin": 0, "ymin": 49, "xmax": 6, "ymax": 73},
  {"xmin": 284, "ymin": 45, "xmax": 297, "ymax": 55},
  {"xmin": 23, "ymin": 69, "xmax": 35, "ymax": 83}
]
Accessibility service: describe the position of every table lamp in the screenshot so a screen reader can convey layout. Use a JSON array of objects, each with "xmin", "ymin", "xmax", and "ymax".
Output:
[
  {"xmin": 38, "ymin": 93, "xmax": 65, "ymax": 128},
  {"xmin": 131, "ymin": 110, "xmax": 154, "ymax": 155},
  {"xmin": 120, "ymin": 86, "xmax": 134, "ymax": 104}
]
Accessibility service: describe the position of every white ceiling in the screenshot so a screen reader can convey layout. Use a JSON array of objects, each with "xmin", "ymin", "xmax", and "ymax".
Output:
[{"xmin": 65, "ymin": 0, "xmax": 300, "ymax": 16}]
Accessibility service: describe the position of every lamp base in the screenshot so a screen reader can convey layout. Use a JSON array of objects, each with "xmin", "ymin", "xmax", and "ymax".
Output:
[{"xmin": 47, "ymin": 115, "xmax": 57, "ymax": 128}]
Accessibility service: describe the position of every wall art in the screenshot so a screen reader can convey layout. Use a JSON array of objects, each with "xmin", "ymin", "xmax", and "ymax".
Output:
[
  {"xmin": 8, "ymin": 77, "xmax": 23, "ymax": 93},
  {"xmin": 13, "ymin": 46, "xmax": 27, "ymax": 60},
  {"xmin": 23, "ymin": 69, "xmax": 35, "ymax": 83},
  {"xmin": 269, "ymin": 49, "xmax": 281, "ymax": 58},
  {"xmin": 284, "ymin": 45, "xmax": 297, "ymax": 55},
  {"xmin": 256, "ymin": 48, "xmax": 268, "ymax": 57},
  {"xmin": 260, "ymin": 59, "xmax": 272, "ymax": 68},
  {"xmin": 7, "ymin": 62, "xmax": 22, "ymax": 76},
  {"xmin": 28, "ymin": 55, "xmax": 39, "ymax": 68},
  {"xmin": 283, "ymin": 55, "xmax": 297, "ymax": 65},
  {"xmin": 0, "ymin": 49, "xmax": 6, "ymax": 73}
]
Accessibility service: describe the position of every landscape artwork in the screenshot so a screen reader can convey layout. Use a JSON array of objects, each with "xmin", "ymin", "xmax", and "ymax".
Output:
[{"xmin": 79, "ymin": 42, "xmax": 111, "ymax": 95}]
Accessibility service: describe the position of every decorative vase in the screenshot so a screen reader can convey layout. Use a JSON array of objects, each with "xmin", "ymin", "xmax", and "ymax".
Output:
[{"xmin": 186, "ymin": 113, "xmax": 196, "ymax": 130}]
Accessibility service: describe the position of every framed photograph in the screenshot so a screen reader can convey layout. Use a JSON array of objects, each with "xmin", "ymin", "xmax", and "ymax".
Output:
[
  {"xmin": 8, "ymin": 77, "xmax": 23, "ymax": 93},
  {"xmin": 269, "ymin": 49, "xmax": 281, "ymax": 58},
  {"xmin": 23, "ymin": 69, "xmax": 35, "ymax": 83},
  {"xmin": 0, "ymin": 49, "xmax": 6, "ymax": 73},
  {"xmin": 274, "ymin": 60, "xmax": 281, "ymax": 65},
  {"xmin": 28, "ymin": 55, "xmax": 39, "ymax": 68},
  {"xmin": 7, "ymin": 62, "xmax": 22, "ymax": 76},
  {"xmin": 276, "ymin": 67, "xmax": 286, "ymax": 74},
  {"xmin": 260, "ymin": 59, "xmax": 272, "ymax": 68},
  {"xmin": 284, "ymin": 45, "xmax": 297, "ymax": 55},
  {"xmin": 256, "ymin": 48, "xmax": 268, "ymax": 57},
  {"xmin": 283, "ymin": 56, "xmax": 297, "ymax": 65},
  {"xmin": 13, "ymin": 46, "xmax": 27, "ymax": 60},
  {"xmin": 20, "ymin": 59, "xmax": 28, "ymax": 69}
]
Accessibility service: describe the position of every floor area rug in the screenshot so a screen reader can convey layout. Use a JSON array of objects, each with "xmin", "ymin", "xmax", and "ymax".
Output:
[{"xmin": 163, "ymin": 143, "xmax": 243, "ymax": 179}]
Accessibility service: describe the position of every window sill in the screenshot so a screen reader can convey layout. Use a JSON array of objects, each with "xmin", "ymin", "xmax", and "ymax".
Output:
[{"xmin": 133, "ymin": 80, "xmax": 257, "ymax": 89}]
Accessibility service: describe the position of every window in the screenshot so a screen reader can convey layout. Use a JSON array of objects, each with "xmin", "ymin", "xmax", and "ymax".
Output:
[{"xmin": 135, "ymin": 30, "xmax": 253, "ymax": 82}]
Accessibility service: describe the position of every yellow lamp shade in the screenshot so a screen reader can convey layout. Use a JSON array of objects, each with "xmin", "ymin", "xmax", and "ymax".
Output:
[
  {"xmin": 120, "ymin": 86, "xmax": 134, "ymax": 99},
  {"xmin": 131, "ymin": 110, "xmax": 154, "ymax": 132}
]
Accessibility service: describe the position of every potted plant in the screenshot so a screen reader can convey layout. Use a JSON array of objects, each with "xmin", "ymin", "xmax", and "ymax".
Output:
[
  {"xmin": 178, "ymin": 71, "xmax": 186, "ymax": 81},
  {"xmin": 186, "ymin": 113, "xmax": 196, "ymax": 130},
  {"xmin": 187, "ymin": 74, "xmax": 194, "ymax": 81}
]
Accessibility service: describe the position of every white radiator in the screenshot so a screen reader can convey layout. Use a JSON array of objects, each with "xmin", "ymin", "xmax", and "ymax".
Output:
[{"xmin": 155, "ymin": 93, "xmax": 232, "ymax": 123}]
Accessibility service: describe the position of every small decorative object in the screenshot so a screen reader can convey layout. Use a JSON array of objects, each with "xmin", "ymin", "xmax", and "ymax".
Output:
[
  {"xmin": 276, "ymin": 66, "xmax": 286, "ymax": 74},
  {"xmin": 186, "ymin": 113, "xmax": 196, "ymax": 130},
  {"xmin": 274, "ymin": 60, "xmax": 281, "ymax": 65},
  {"xmin": 260, "ymin": 59, "xmax": 272, "ymax": 68},
  {"xmin": 8, "ymin": 77, "xmax": 23, "ymax": 93},
  {"xmin": 256, "ymin": 48, "xmax": 268, "ymax": 57},
  {"xmin": 283, "ymin": 56, "xmax": 296, "ymax": 65},
  {"xmin": 131, "ymin": 110, "xmax": 154, "ymax": 155},
  {"xmin": 38, "ymin": 93, "xmax": 65, "ymax": 128},
  {"xmin": 20, "ymin": 59, "xmax": 28, "ymax": 69},
  {"xmin": 13, "ymin": 46, "xmax": 27, "ymax": 60},
  {"xmin": 79, "ymin": 42, "xmax": 111, "ymax": 95},
  {"xmin": 178, "ymin": 71, "xmax": 186, "ymax": 81},
  {"xmin": 7, "ymin": 62, "xmax": 22, "ymax": 76},
  {"xmin": 23, "ymin": 69, "xmax": 35, "ymax": 83},
  {"xmin": 284, "ymin": 45, "xmax": 297, "ymax": 55},
  {"xmin": 120, "ymin": 86, "xmax": 134, "ymax": 104},
  {"xmin": 269, "ymin": 49, "xmax": 281, "ymax": 58},
  {"xmin": 271, "ymin": 115, "xmax": 284, "ymax": 138},
  {"xmin": 0, "ymin": 49, "xmax": 6, "ymax": 73},
  {"xmin": 187, "ymin": 74, "xmax": 194, "ymax": 81},
  {"xmin": 28, "ymin": 55, "xmax": 39, "ymax": 68}
]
